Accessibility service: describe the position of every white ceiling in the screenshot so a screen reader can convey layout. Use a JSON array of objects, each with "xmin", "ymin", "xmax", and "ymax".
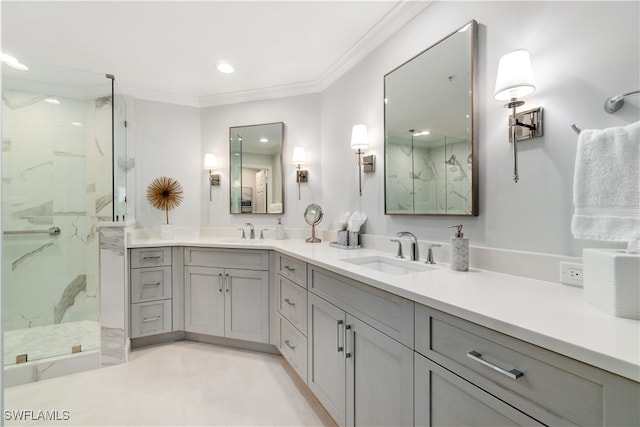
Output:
[{"xmin": 1, "ymin": 1, "xmax": 430, "ymax": 107}]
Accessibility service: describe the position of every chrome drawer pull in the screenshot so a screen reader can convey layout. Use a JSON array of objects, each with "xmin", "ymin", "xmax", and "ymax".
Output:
[
  {"xmin": 345, "ymin": 325, "xmax": 352, "ymax": 358},
  {"xmin": 284, "ymin": 298, "xmax": 295, "ymax": 306},
  {"xmin": 142, "ymin": 316, "xmax": 161, "ymax": 323},
  {"xmin": 142, "ymin": 256, "xmax": 161, "ymax": 261},
  {"xmin": 283, "ymin": 265, "xmax": 296, "ymax": 272},
  {"xmin": 284, "ymin": 340, "xmax": 296, "ymax": 350},
  {"xmin": 467, "ymin": 350, "xmax": 523, "ymax": 380},
  {"xmin": 142, "ymin": 282, "xmax": 161, "ymax": 287}
]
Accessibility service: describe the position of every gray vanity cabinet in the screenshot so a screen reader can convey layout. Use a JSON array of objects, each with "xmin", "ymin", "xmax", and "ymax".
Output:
[
  {"xmin": 415, "ymin": 304, "xmax": 640, "ymax": 427},
  {"xmin": 129, "ymin": 247, "xmax": 173, "ymax": 338},
  {"xmin": 307, "ymin": 271, "xmax": 414, "ymax": 427},
  {"xmin": 415, "ymin": 353, "xmax": 543, "ymax": 426},
  {"xmin": 183, "ymin": 248, "xmax": 269, "ymax": 344},
  {"xmin": 275, "ymin": 253, "xmax": 308, "ymax": 382}
]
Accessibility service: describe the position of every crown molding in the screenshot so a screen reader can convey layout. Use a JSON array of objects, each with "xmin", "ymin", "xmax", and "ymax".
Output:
[
  {"xmin": 121, "ymin": 1, "xmax": 431, "ymax": 108},
  {"xmin": 315, "ymin": 0, "xmax": 432, "ymax": 91},
  {"xmin": 199, "ymin": 79, "xmax": 324, "ymax": 108},
  {"xmin": 118, "ymin": 84, "xmax": 201, "ymax": 108}
]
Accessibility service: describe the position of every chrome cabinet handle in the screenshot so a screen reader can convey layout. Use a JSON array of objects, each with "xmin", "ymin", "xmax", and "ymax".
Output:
[
  {"xmin": 142, "ymin": 256, "xmax": 161, "ymax": 261},
  {"xmin": 142, "ymin": 282, "xmax": 161, "ymax": 287},
  {"xmin": 283, "ymin": 265, "xmax": 296, "ymax": 272},
  {"xmin": 142, "ymin": 316, "xmax": 161, "ymax": 323},
  {"xmin": 218, "ymin": 273, "xmax": 223, "ymax": 293},
  {"xmin": 345, "ymin": 324, "xmax": 352, "ymax": 358},
  {"xmin": 225, "ymin": 274, "xmax": 230, "ymax": 293},
  {"xmin": 467, "ymin": 350, "xmax": 523, "ymax": 380},
  {"xmin": 284, "ymin": 340, "xmax": 296, "ymax": 350},
  {"xmin": 337, "ymin": 320, "xmax": 344, "ymax": 352},
  {"xmin": 284, "ymin": 298, "xmax": 295, "ymax": 306}
]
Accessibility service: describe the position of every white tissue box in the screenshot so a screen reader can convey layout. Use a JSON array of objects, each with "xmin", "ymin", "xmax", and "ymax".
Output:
[{"xmin": 583, "ymin": 249, "xmax": 640, "ymax": 319}]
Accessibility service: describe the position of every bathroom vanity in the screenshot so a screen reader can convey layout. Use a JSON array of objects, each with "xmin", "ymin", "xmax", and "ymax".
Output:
[{"xmin": 125, "ymin": 234, "xmax": 639, "ymax": 427}]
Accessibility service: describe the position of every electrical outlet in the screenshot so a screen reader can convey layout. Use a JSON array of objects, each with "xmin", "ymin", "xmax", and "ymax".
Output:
[{"xmin": 560, "ymin": 262, "xmax": 583, "ymax": 287}]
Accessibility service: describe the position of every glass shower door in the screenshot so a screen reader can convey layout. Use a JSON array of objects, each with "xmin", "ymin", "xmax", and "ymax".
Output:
[{"xmin": 2, "ymin": 63, "xmax": 113, "ymax": 365}]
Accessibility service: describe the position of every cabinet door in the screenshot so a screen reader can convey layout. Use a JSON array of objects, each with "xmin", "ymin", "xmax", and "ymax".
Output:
[
  {"xmin": 308, "ymin": 293, "xmax": 347, "ymax": 427},
  {"xmin": 415, "ymin": 353, "xmax": 543, "ymax": 427},
  {"xmin": 224, "ymin": 268, "xmax": 269, "ymax": 343},
  {"xmin": 184, "ymin": 266, "xmax": 225, "ymax": 336},
  {"xmin": 346, "ymin": 315, "xmax": 413, "ymax": 427}
]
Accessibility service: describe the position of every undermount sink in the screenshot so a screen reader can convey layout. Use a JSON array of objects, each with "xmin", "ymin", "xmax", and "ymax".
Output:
[
  {"xmin": 217, "ymin": 238, "xmax": 262, "ymax": 244},
  {"xmin": 342, "ymin": 256, "xmax": 436, "ymax": 275}
]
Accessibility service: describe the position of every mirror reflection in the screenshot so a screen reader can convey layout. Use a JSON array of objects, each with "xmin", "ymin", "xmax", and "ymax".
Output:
[
  {"xmin": 384, "ymin": 20, "xmax": 478, "ymax": 215},
  {"xmin": 229, "ymin": 122, "xmax": 284, "ymax": 214}
]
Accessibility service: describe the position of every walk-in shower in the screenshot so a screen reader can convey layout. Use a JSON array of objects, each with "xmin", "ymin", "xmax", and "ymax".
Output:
[{"xmin": 1, "ymin": 61, "xmax": 126, "ymax": 385}]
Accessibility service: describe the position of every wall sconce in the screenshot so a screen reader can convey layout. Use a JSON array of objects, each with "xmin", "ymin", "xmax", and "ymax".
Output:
[
  {"xmin": 351, "ymin": 124, "xmax": 375, "ymax": 196},
  {"xmin": 204, "ymin": 153, "xmax": 220, "ymax": 201},
  {"xmin": 292, "ymin": 146, "xmax": 307, "ymax": 200},
  {"xmin": 494, "ymin": 49, "xmax": 543, "ymax": 183}
]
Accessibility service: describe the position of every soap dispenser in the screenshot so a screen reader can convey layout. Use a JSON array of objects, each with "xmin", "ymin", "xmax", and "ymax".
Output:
[
  {"xmin": 449, "ymin": 224, "xmax": 469, "ymax": 271},
  {"xmin": 275, "ymin": 218, "xmax": 285, "ymax": 240}
]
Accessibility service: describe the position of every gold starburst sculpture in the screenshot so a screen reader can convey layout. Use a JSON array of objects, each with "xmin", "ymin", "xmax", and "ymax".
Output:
[{"xmin": 146, "ymin": 176, "xmax": 183, "ymax": 224}]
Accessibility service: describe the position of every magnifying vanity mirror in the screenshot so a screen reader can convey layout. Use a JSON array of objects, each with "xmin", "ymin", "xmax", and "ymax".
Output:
[
  {"xmin": 304, "ymin": 203, "xmax": 323, "ymax": 243},
  {"xmin": 384, "ymin": 20, "xmax": 478, "ymax": 216},
  {"xmin": 229, "ymin": 122, "xmax": 284, "ymax": 214}
]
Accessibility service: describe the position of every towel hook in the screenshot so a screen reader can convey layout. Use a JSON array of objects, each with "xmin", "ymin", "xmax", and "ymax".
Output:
[
  {"xmin": 571, "ymin": 124, "xmax": 582, "ymax": 134},
  {"xmin": 604, "ymin": 90, "xmax": 640, "ymax": 114}
]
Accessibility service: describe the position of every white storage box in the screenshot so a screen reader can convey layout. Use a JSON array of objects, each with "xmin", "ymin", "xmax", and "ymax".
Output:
[{"xmin": 583, "ymin": 249, "xmax": 640, "ymax": 319}]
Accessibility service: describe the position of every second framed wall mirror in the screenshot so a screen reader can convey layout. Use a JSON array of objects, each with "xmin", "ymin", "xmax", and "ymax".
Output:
[
  {"xmin": 384, "ymin": 20, "xmax": 478, "ymax": 216},
  {"xmin": 229, "ymin": 122, "xmax": 285, "ymax": 214}
]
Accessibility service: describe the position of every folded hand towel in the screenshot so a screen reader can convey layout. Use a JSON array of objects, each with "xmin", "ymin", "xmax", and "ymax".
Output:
[{"xmin": 571, "ymin": 121, "xmax": 640, "ymax": 242}]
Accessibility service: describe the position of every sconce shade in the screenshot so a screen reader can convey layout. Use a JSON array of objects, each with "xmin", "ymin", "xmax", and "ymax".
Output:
[
  {"xmin": 494, "ymin": 49, "xmax": 536, "ymax": 101},
  {"xmin": 351, "ymin": 124, "xmax": 369, "ymax": 150},
  {"xmin": 204, "ymin": 153, "xmax": 217, "ymax": 170},
  {"xmin": 292, "ymin": 147, "xmax": 305, "ymax": 164}
]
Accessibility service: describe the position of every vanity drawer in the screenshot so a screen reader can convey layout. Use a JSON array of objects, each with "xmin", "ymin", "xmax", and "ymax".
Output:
[
  {"xmin": 276, "ymin": 275, "xmax": 307, "ymax": 335},
  {"xmin": 130, "ymin": 266, "xmax": 172, "ymax": 303},
  {"xmin": 131, "ymin": 300, "xmax": 172, "ymax": 338},
  {"xmin": 415, "ymin": 304, "xmax": 639, "ymax": 427},
  {"xmin": 184, "ymin": 247, "xmax": 269, "ymax": 270},
  {"xmin": 277, "ymin": 314, "xmax": 307, "ymax": 383},
  {"xmin": 130, "ymin": 247, "xmax": 172, "ymax": 268},
  {"xmin": 308, "ymin": 265, "xmax": 414, "ymax": 348},
  {"xmin": 275, "ymin": 252, "xmax": 307, "ymax": 287}
]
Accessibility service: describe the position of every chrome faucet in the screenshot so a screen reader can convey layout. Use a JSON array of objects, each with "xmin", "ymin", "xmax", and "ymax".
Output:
[
  {"xmin": 390, "ymin": 239, "xmax": 405, "ymax": 259},
  {"xmin": 426, "ymin": 243, "xmax": 442, "ymax": 264},
  {"xmin": 245, "ymin": 223, "xmax": 255, "ymax": 239},
  {"xmin": 396, "ymin": 231, "xmax": 419, "ymax": 261}
]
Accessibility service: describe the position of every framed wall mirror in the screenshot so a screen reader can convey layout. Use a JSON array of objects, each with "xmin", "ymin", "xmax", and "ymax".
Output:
[
  {"xmin": 384, "ymin": 20, "xmax": 478, "ymax": 216},
  {"xmin": 229, "ymin": 122, "xmax": 284, "ymax": 214}
]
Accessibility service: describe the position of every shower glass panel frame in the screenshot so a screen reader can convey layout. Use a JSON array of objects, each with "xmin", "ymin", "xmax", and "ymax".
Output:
[{"xmin": 2, "ymin": 62, "xmax": 119, "ymax": 366}]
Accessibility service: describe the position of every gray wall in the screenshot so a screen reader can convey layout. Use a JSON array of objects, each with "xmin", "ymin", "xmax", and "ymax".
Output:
[{"xmin": 132, "ymin": 1, "xmax": 639, "ymax": 257}]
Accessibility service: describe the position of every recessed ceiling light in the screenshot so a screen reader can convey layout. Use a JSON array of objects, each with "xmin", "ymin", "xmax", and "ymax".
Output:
[
  {"xmin": 45, "ymin": 97, "xmax": 60, "ymax": 105},
  {"xmin": 259, "ymin": 138, "xmax": 268, "ymax": 143},
  {"xmin": 217, "ymin": 62, "xmax": 234, "ymax": 74}
]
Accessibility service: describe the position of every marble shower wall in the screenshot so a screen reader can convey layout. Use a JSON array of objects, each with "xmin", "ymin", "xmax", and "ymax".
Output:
[
  {"xmin": 386, "ymin": 137, "xmax": 471, "ymax": 214},
  {"xmin": 2, "ymin": 89, "xmax": 113, "ymax": 338}
]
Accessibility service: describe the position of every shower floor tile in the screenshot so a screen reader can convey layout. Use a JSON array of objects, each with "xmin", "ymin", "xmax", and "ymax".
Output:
[
  {"xmin": 4, "ymin": 340, "xmax": 336, "ymax": 426},
  {"xmin": 3, "ymin": 320, "xmax": 99, "ymax": 364}
]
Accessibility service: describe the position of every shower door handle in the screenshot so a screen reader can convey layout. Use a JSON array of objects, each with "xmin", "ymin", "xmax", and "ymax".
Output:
[{"xmin": 3, "ymin": 226, "xmax": 61, "ymax": 236}]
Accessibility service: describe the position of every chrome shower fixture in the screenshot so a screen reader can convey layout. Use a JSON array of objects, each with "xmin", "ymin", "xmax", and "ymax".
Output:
[{"xmin": 445, "ymin": 154, "xmax": 457, "ymax": 165}]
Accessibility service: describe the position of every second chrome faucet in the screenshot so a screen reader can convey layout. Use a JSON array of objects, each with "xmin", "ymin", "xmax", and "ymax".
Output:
[{"xmin": 396, "ymin": 231, "xmax": 419, "ymax": 261}]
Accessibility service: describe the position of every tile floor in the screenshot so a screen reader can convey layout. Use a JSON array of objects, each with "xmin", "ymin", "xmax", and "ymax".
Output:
[{"xmin": 4, "ymin": 341, "xmax": 336, "ymax": 426}]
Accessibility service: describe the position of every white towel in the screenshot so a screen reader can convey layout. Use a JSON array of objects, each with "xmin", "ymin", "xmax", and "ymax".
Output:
[{"xmin": 571, "ymin": 121, "xmax": 640, "ymax": 242}]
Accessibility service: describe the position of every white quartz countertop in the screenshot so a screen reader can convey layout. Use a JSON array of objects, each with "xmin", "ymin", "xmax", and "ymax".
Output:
[{"xmin": 129, "ymin": 235, "xmax": 640, "ymax": 382}]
